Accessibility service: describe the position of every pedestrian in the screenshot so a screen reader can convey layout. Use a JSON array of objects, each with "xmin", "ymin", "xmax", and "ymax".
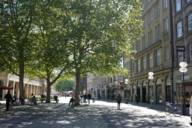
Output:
[
  {"xmin": 92, "ymin": 94, "xmax": 95, "ymax": 103},
  {"xmin": 69, "ymin": 96, "xmax": 75, "ymax": 108},
  {"xmin": 80, "ymin": 95, "xmax": 83, "ymax": 103},
  {"xmin": 54, "ymin": 95, "xmax": 59, "ymax": 103},
  {"xmin": 189, "ymin": 95, "xmax": 192, "ymax": 125},
  {"xmin": 87, "ymin": 93, "xmax": 91, "ymax": 104},
  {"xmin": 116, "ymin": 94, "xmax": 122, "ymax": 110},
  {"xmin": 40, "ymin": 94, "xmax": 44, "ymax": 103},
  {"xmin": 31, "ymin": 93, "xmax": 37, "ymax": 105},
  {"xmin": 83, "ymin": 94, "xmax": 87, "ymax": 103},
  {"xmin": 4, "ymin": 90, "xmax": 12, "ymax": 111}
]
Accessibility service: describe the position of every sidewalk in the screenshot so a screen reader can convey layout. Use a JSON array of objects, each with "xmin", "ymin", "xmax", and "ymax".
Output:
[
  {"xmin": 128, "ymin": 102, "xmax": 183, "ymax": 115},
  {"xmin": 101, "ymin": 99, "xmax": 183, "ymax": 115}
]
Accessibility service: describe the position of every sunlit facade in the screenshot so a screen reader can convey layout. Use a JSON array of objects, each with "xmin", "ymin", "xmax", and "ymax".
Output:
[{"xmin": 0, "ymin": 72, "xmax": 46, "ymax": 100}]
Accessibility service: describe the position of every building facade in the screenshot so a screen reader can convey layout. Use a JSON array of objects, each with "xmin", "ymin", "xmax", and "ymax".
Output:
[
  {"xmin": 0, "ymin": 72, "xmax": 45, "ymax": 100},
  {"xmin": 129, "ymin": 0, "xmax": 192, "ymax": 115},
  {"xmin": 130, "ymin": 0, "xmax": 172, "ymax": 105},
  {"xmin": 85, "ymin": 74, "xmax": 128, "ymax": 101},
  {"xmin": 172, "ymin": 0, "xmax": 192, "ymax": 115}
]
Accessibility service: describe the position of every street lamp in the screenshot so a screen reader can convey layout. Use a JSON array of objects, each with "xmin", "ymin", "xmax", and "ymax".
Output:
[
  {"xmin": 148, "ymin": 72, "xmax": 154, "ymax": 80},
  {"xmin": 148, "ymin": 72, "xmax": 154, "ymax": 104},
  {"xmin": 179, "ymin": 61, "xmax": 188, "ymax": 115}
]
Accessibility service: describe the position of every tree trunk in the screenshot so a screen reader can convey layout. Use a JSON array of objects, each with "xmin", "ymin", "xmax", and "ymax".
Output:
[
  {"xmin": 46, "ymin": 77, "xmax": 51, "ymax": 103},
  {"xmin": 19, "ymin": 48, "xmax": 25, "ymax": 105},
  {"xmin": 75, "ymin": 68, "xmax": 80, "ymax": 105}
]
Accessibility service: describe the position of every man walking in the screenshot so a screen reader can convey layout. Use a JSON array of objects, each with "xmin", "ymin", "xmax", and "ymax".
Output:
[
  {"xmin": 116, "ymin": 93, "xmax": 122, "ymax": 110},
  {"xmin": 87, "ymin": 93, "xmax": 91, "ymax": 104},
  {"xmin": 4, "ymin": 91, "xmax": 12, "ymax": 111}
]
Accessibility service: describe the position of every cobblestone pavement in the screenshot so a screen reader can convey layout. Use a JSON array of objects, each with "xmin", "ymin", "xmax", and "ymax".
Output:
[{"xmin": 0, "ymin": 98, "xmax": 191, "ymax": 128}]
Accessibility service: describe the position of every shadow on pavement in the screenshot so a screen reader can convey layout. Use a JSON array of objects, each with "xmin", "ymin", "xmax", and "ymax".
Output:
[{"xmin": 0, "ymin": 103, "xmax": 189, "ymax": 128}]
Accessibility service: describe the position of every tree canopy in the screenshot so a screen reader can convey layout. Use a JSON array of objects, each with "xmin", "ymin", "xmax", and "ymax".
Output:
[
  {"xmin": 0, "ymin": 0, "xmax": 142, "ymax": 104},
  {"xmin": 0, "ymin": 0, "xmax": 38, "ymax": 102},
  {"xmin": 59, "ymin": 0, "xmax": 142, "ymax": 103}
]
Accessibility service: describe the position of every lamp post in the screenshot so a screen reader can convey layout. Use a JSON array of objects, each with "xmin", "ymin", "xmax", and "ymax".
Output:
[
  {"xmin": 148, "ymin": 72, "xmax": 154, "ymax": 104},
  {"xmin": 179, "ymin": 61, "xmax": 188, "ymax": 115}
]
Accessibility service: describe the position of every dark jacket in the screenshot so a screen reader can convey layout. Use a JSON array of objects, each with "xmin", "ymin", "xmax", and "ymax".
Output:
[
  {"xmin": 5, "ymin": 93, "xmax": 12, "ymax": 102},
  {"xmin": 116, "ymin": 95, "xmax": 122, "ymax": 104}
]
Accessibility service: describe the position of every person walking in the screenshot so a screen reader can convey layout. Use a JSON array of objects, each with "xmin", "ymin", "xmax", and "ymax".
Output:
[
  {"xmin": 31, "ymin": 93, "xmax": 37, "ymax": 105},
  {"xmin": 54, "ymin": 95, "xmax": 59, "ymax": 103},
  {"xmin": 87, "ymin": 93, "xmax": 92, "ymax": 105},
  {"xmin": 116, "ymin": 94, "xmax": 122, "ymax": 110},
  {"xmin": 40, "ymin": 94, "xmax": 45, "ymax": 103},
  {"xmin": 69, "ymin": 96, "xmax": 75, "ymax": 108},
  {"xmin": 4, "ymin": 91, "xmax": 12, "ymax": 111}
]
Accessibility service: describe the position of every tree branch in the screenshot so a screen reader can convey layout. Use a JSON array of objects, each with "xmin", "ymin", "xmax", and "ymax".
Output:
[{"xmin": 50, "ymin": 67, "xmax": 65, "ymax": 85}]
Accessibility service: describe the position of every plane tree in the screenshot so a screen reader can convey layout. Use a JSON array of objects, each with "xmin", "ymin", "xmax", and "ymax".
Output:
[
  {"xmin": 29, "ymin": 0, "xmax": 72, "ymax": 103},
  {"xmin": 62, "ymin": 0, "xmax": 142, "ymax": 104},
  {"xmin": 0, "ymin": 0, "xmax": 37, "ymax": 103}
]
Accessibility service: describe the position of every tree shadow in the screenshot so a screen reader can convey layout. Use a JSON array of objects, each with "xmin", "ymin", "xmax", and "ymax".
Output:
[{"xmin": 0, "ymin": 103, "xmax": 190, "ymax": 128}]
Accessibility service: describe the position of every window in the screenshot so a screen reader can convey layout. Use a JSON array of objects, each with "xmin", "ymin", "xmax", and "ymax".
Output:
[
  {"xmin": 176, "ymin": 46, "xmax": 185, "ymax": 63},
  {"xmin": 148, "ymin": 30, "xmax": 153, "ymax": 44},
  {"xmin": 176, "ymin": 0, "xmax": 182, "ymax": 12},
  {"xmin": 155, "ymin": 24, "xmax": 160, "ymax": 41},
  {"xmin": 142, "ymin": 36, "xmax": 145, "ymax": 49},
  {"xmin": 141, "ymin": 57, "xmax": 143, "ymax": 72},
  {"xmin": 133, "ymin": 60, "xmax": 138, "ymax": 73},
  {"xmin": 164, "ymin": 18, "xmax": 169, "ymax": 33},
  {"xmin": 143, "ymin": 56, "xmax": 147, "ymax": 70},
  {"xmin": 154, "ymin": 49, "xmax": 161, "ymax": 66},
  {"xmin": 157, "ymin": 49, "xmax": 161, "ymax": 66},
  {"xmin": 149, "ymin": 53, "xmax": 153, "ymax": 68},
  {"xmin": 163, "ymin": 0, "xmax": 168, "ymax": 8},
  {"xmin": 176, "ymin": 21, "xmax": 183, "ymax": 38},
  {"xmin": 154, "ymin": 5, "xmax": 160, "ymax": 18},
  {"xmin": 188, "ymin": 13, "xmax": 192, "ymax": 32},
  {"xmin": 138, "ymin": 59, "xmax": 141, "ymax": 72},
  {"xmin": 165, "ymin": 46, "xmax": 170, "ymax": 60}
]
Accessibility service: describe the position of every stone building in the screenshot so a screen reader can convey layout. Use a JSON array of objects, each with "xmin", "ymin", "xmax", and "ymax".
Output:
[
  {"xmin": 85, "ymin": 74, "xmax": 127, "ymax": 101},
  {"xmin": 171, "ymin": 0, "xmax": 192, "ymax": 115},
  {"xmin": 0, "ymin": 72, "xmax": 45, "ymax": 100},
  {"xmin": 129, "ymin": 0, "xmax": 192, "ymax": 115},
  {"xmin": 130, "ymin": 0, "xmax": 172, "ymax": 105}
]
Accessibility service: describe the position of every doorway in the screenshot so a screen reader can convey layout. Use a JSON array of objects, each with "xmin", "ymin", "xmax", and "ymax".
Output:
[{"xmin": 142, "ymin": 87, "xmax": 146, "ymax": 103}]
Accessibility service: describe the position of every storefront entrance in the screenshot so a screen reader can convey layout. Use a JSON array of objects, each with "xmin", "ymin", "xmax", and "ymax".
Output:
[
  {"xmin": 136, "ymin": 87, "xmax": 140, "ymax": 102},
  {"xmin": 142, "ymin": 87, "xmax": 146, "ymax": 103}
]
